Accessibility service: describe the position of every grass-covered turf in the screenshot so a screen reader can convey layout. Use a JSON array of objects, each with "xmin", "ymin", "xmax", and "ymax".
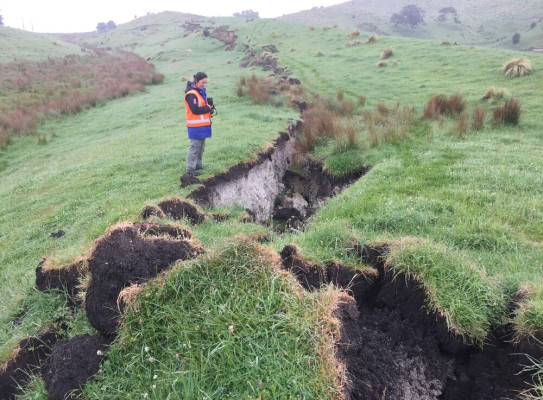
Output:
[
  {"xmin": 81, "ymin": 239, "xmax": 339, "ymax": 399},
  {"xmin": 1, "ymin": 11, "xmax": 543, "ymax": 398}
]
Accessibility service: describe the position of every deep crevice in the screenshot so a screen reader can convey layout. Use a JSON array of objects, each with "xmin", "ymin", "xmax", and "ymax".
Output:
[{"xmin": 188, "ymin": 126, "xmax": 368, "ymax": 229}]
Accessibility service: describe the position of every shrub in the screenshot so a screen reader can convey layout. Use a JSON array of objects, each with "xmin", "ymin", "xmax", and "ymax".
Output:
[
  {"xmin": 471, "ymin": 107, "xmax": 487, "ymax": 131},
  {"xmin": 502, "ymin": 58, "xmax": 531, "ymax": 77},
  {"xmin": 493, "ymin": 98, "xmax": 521, "ymax": 126},
  {"xmin": 512, "ymin": 33, "xmax": 520, "ymax": 45},
  {"xmin": 380, "ymin": 47, "xmax": 393, "ymax": 60}
]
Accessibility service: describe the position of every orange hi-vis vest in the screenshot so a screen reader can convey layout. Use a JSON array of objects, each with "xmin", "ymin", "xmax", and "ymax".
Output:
[{"xmin": 185, "ymin": 90, "xmax": 211, "ymax": 128}]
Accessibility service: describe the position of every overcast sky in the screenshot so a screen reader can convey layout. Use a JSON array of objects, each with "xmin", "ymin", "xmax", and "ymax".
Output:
[{"xmin": 1, "ymin": 1, "xmax": 345, "ymax": 33}]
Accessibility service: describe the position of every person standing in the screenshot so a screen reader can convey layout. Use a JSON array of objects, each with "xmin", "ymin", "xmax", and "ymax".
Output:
[{"xmin": 184, "ymin": 72, "xmax": 213, "ymax": 176}]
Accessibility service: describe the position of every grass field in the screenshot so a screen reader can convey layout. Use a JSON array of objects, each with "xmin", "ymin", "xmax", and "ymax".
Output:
[{"xmin": 1, "ymin": 11, "xmax": 543, "ymax": 398}]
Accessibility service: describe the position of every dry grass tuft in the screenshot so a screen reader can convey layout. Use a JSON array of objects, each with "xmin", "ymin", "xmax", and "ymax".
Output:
[
  {"xmin": 345, "ymin": 40, "xmax": 361, "ymax": 47},
  {"xmin": 349, "ymin": 30, "xmax": 361, "ymax": 37},
  {"xmin": 380, "ymin": 47, "xmax": 393, "ymax": 60},
  {"xmin": 502, "ymin": 58, "xmax": 531, "ymax": 77},
  {"xmin": 366, "ymin": 35, "xmax": 378, "ymax": 43},
  {"xmin": 377, "ymin": 61, "xmax": 388, "ymax": 68}
]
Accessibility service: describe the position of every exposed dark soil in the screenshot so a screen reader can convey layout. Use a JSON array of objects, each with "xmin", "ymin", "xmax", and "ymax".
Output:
[
  {"xmin": 36, "ymin": 259, "xmax": 87, "ymax": 305},
  {"xmin": 274, "ymin": 162, "xmax": 368, "ymax": 230},
  {"xmin": 281, "ymin": 244, "xmax": 537, "ymax": 400},
  {"xmin": 41, "ymin": 334, "xmax": 110, "ymax": 400},
  {"xmin": 182, "ymin": 22, "xmax": 238, "ymax": 50},
  {"xmin": 0, "ymin": 330, "xmax": 58, "ymax": 400},
  {"xmin": 85, "ymin": 223, "xmax": 203, "ymax": 335},
  {"xmin": 143, "ymin": 198, "xmax": 207, "ymax": 224}
]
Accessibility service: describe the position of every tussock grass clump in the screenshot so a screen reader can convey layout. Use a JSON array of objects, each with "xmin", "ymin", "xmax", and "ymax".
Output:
[
  {"xmin": 300, "ymin": 92, "xmax": 359, "ymax": 151},
  {"xmin": 424, "ymin": 93, "xmax": 466, "ymax": 120},
  {"xmin": 349, "ymin": 29, "xmax": 361, "ymax": 37},
  {"xmin": 502, "ymin": 58, "xmax": 532, "ymax": 77},
  {"xmin": 237, "ymin": 74, "xmax": 273, "ymax": 104},
  {"xmin": 377, "ymin": 61, "xmax": 388, "ymax": 67},
  {"xmin": 471, "ymin": 107, "xmax": 487, "ymax": 131},
  {"xmin": 345, "ymin": 40, "xmax": 361, "ymax": 47},
  {"xmin": 363, "ymin": 102, "xmax": 417, "ymax": 147},
  {"xmin": 492, "ymin": 98, "xmax": 521, "ymax": 126},
  {"xmin": 237, "ymin": 74, "xmax": 300, "ymax": 106},
  {"xmin": 380, "ymin": 47, "xmax": 394, "ymax": 60},
  {"xmin": 366, "ymin": 35, "xmax": 378, "ymax": 43},
  {"xmin": 482, "ymin": 86, "xmax": 509, "ymax": 102},
  {"xmin": 453, "ymin": 112, "xmax": 469, "ymax": 138}
]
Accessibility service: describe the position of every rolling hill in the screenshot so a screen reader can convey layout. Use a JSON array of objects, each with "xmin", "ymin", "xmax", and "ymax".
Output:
[{"xmin": 280, "ymin": 0, "xmax": 543, "ymax": 50}]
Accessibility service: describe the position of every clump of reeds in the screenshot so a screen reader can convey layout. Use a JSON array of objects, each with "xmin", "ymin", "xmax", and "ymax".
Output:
[
  {"xmin": 493, "ymin": 98, "xmax": 521, "ymax": 126},
  {"xmin": 380, "ymin": 47, "xmax": 393, "ymax": 60},
  {"xmin": 423, "ymin": 93, "xmax": 466, "ymax": 120},
  {"xmin": 502, "ymin": 58, "xmax": 531, "ymax": 77}
]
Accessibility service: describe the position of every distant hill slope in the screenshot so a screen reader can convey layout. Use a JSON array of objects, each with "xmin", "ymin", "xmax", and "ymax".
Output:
[
  {"xmin": 0, "ymin": 26, "xmax": 83, "ymax": 61},
  {"xmin": 280, "ymin": 0, "xmax": 543, "ymax": 50}
]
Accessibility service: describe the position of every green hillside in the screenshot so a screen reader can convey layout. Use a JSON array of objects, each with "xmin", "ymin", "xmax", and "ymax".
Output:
[
  {"xmin": 0, "ymin": 26, "xmax": 83, "ymax": 60},
  {"xmin": 1, "ymin": 10, "xmax": 543, "ymax": 399},
  {"xmin": 280, "ymin": 0, "xmax": 543, "ymax": 50}
]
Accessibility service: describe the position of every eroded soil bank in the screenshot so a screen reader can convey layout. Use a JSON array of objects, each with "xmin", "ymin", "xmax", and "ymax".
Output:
[
  {"xmin": 188, "ymin": 126, "xmax": 367, "ymax": 227},
  {"xmin": 282, "ymin": 244, "xmax": 537, "ymax": 399}
]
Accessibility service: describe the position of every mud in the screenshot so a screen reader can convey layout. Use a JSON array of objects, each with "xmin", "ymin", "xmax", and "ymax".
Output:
[
  {"xmin": 85, "ymin": 223, "xmax": 203, "ymax": 335},
  {"xmin": 0, "ymin": 330, "xmax": 58, "ymax": 400},
  {"xmin": 281, "ymin": 244, "xmax": 537, "ymax": 399},
  {"xmin": 41, "ymin": 334, "xmax": 109, "ymax": 400}
]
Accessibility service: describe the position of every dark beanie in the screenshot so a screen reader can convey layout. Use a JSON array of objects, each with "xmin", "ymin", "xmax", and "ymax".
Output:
[{"xmin": 194, "ymin": 72, "xmax": 208, "ymax": 82}]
